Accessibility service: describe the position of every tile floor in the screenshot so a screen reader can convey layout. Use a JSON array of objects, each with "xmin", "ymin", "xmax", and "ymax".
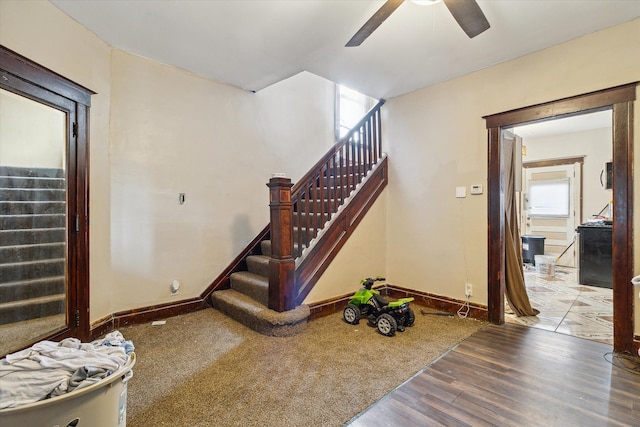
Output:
[{"xmin": 505, "ymin": 264, "xmax": 613, "ymax": 345}]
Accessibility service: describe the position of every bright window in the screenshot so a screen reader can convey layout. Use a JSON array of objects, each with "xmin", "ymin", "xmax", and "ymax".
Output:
[
  {"xmin": 528, "ymin": 178, "xmax": 570, "ymax": 217},
  {"xmin": 335, "ymin": 85, "xmax": 376, "ymax": 140}
]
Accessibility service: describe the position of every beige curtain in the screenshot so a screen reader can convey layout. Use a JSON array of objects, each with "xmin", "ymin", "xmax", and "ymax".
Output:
[{"xmin": 503, "ymin": 133, "xmax": 539, "ymax": 317}]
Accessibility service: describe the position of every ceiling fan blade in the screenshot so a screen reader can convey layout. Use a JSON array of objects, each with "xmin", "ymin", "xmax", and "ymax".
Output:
[
  {"xmin": 443, "ymin": 0, "xmax": 490, "ymax": 38},
  {"xmin": 346, "ymin": 0, "xmax": 404, "ymax": 47}
]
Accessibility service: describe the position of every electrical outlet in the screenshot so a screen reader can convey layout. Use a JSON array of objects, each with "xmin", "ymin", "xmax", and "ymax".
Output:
[
  {"xmin": 465, "ymin": 283, "xmax": 473, "ymax": 297},
  {"xmin": 170, "ymin": 280, "xmax": 180, "ymax": 296}
]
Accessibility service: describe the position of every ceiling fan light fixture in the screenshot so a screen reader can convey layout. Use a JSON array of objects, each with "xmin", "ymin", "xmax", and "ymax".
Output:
[{"xmin": 412, "ymin": 0, "xmax": 443, "ymax": 6}]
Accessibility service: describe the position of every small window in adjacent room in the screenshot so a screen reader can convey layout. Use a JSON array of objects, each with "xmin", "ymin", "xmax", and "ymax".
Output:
[
  {"xmin": 528, "ymin": 178, "xmax": 570, "ymax": 217},
  {"xmin": 335, "ymin": 84, "xmax": 376, "ymax": 140}
]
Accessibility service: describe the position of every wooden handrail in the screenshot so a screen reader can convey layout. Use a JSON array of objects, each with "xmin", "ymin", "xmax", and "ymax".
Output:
[
  {"xmin": 269, "ymin": 100, "xmax": 386, "ymax": 311},
  {"xmin": 291, "ymin": 99, "xmax": 385, "ymax": 194},
  {"xmin": 290, "ymin": 100, "xmax": 385, "ymax": 258}
]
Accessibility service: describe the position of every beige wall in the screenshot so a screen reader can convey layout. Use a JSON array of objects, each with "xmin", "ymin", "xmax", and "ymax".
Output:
[
  {"xmin": 0, "ymin": 89, "xmax": 66, "ymax": 169},
  {"xmin": 384, "ymin": 19, "xmax": 639, "ymax": 330},
  {"xmin": 523, "ymin": 126, "xmax": 613, "ymax": 224},
  {"xmin": 304, "ymin": 190, "xmax": 388, "ymax": 304},
  {"xmin": 108, "ymin": 51, "xmax": 335, "ymax": 315}
]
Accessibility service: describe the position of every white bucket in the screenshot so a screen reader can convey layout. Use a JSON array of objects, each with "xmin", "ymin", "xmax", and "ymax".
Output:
[
  {"xmin": 535, "ymin": 255, "xmax": 556, "ymax": 278},
  {"xmin": 0, "ymin": 352, "xmax": 135, "ymax": 427}
]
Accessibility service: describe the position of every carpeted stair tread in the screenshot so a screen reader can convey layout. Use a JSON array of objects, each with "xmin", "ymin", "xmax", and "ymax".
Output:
[
  {"xmin": 0, "ymin": 258, "xmax": 65, "ymax": 282},
  {"xmin": 230, "ymin": 271, "xmax": 268, "ymax": 306},
  {"xmin": 0, "ymin": 166, "xmax": 64, "ymax": 178},
  {"xmin": 0, "ymin": 228, "xmax": 66, "ymax": 245},
  {"xmin": 0, "ymin": 188, "xmax": 66, "ymax": 202},
  {"xmin": 0, "ymin": 242, "xmax": 65, "ymax": 263},
  {"xmin": 0, "ymin": 213, "xmax": 65, "ymax": 229},
  {"xmin": 245, "ymin": 255, "xmax": 270, "ymax": 277},
  {"xmin": 210, "ymin": 289, "xmax": 309, "ymax": 336},
  {"xmin": 0, "ymin": 293, "xmax": 65, "ymax": 325},
  {"xmin": 0, "ymin": 276, "xmax": 66, "ymax": 302},
  {"xmin": 0, "ymin": 201, "xmax": 66, "ymax": 215},
  {"xmin": 0, "ymin": 176, "xmax": 65, "ymax": 189}
]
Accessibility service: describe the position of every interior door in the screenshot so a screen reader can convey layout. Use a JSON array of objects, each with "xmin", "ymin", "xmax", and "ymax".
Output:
[
  {"xmin": 0, "ymin": 46, "xmax": 91, "ymax": 356},
  {"xmin": 522, "ymin": 163, "xmax": 582, "ymax": 267}
]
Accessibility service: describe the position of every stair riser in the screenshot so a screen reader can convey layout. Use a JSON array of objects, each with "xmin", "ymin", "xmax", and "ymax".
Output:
[
  {"xmin": 0, "ymin": 188, "xmax": 66, "ymax": 202},
  {"xmin": 0, "ymin": 166, "xmax": 64, "ymax": 179},
  {"xmin": 230, "ymin": 274, "xmax": 268, "ymax": 306},
  {"xmin": 0, "ymin": 278, "xmax": 65, "ymax": 302},
  {"xmin": 0, "ymin": 297, "xmax": 65, "ymax": 325},
  {"xmin": 0, "ymin": 260, "xmax": 65, "ymax": 282},
  {"xmin": 0, "ymin": 244, "xmax": 66, "ymax": 263},
  {"xmin": 0, "ymin": 176, "xmax": 65, "ymax": 189},
  {"xmin": 246, "ymin": 257, "xmax": 269, "ymax": 277},
  {"xmin": 0, "ymin": 214, "xmax": 65, "ymax": 230},
  {"xmin": 0, "ymin": 228, "xmax": 65, "ymax": 245},
  {"xmin": 0, "ymin": 202, "xmax": 65, "ymax": 215},
  {"xmin": 260, "ymin": 240, "xmax": 271, "ymax": 256}
]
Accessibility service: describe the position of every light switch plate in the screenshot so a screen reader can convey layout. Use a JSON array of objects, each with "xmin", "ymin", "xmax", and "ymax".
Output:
[{"xmin": 456, "ymin": 187, "xmax": 466, "ymax": 198}]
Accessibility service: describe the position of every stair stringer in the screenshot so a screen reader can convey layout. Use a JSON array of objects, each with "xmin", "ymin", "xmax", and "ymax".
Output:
[{"xmin": 294, "ymin": 155, "xmax": 388, "ymax": 305}]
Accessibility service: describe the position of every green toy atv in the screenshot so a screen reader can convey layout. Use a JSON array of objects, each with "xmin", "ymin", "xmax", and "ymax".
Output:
[{"xmin": 343, "ymin": 277, "xmax": 415, "ymax": 336}]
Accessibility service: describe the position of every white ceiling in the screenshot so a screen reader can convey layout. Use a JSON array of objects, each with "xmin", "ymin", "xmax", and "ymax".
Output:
[{"xmin": 50, "ymin": 0, "xmax": 640, "ymax": 100}]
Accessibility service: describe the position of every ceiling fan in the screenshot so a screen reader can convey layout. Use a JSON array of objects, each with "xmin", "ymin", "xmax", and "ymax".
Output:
[{"xmin": 346, "ymin": 0, "xmax": 490, "ymax": 47}]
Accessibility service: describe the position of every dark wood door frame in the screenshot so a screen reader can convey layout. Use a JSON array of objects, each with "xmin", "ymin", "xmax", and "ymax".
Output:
[
  {"xmin": 0, "ymin": 45, "xmax": 94, "ymax": 343},
  {"xmin": 484, "ymin": 83, "xmax": 637, "ymax": 353}
]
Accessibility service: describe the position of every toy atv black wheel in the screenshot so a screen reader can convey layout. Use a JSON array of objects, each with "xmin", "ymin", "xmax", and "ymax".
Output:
[
  {"xmin": 376, "ymin": 313, "xmax": 397, "ymax": 336},
  {"xmin": 343, "ymin": 304, "xmax": 361, "ymax": 325},
  {"xmin": 405, "ymin": 308, "xmax": 415, "ymax": 327}
]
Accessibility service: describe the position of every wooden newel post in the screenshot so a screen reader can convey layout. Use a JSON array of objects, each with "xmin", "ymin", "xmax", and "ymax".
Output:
[{"xmin": 267, "ymin": 177, "xmax": 295, "ymax": 312}]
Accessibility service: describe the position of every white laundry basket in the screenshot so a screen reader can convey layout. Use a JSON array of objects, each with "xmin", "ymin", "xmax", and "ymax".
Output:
[{"xmin": 0, "ymin": 352, "xmax": 135, "ymax": 427}]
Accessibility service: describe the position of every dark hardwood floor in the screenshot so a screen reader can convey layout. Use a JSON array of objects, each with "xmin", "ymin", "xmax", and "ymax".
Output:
[{"xmin": 348, "ymin": 323, "xmax": 640, "ymax": 427}]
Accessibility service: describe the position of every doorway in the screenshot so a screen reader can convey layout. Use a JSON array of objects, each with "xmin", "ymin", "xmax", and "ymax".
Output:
[
  {"xmin": 484, "ymin": 83, "xmax": 636, "ymax": 353},
  {"xmin": 503, "ymin": 112, "xmax": 613, "ymax": 344},
  {"xmin": 523, "ymin": 162, "xmax": 582, "ymax": 266},
  {"xmin": 0, "ymin": 46, "xmax": 92, "ymax": 356}
]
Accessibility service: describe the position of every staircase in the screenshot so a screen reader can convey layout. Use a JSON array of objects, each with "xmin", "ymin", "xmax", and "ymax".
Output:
[
  {"xmin": 207, "ymin": 101, "xmax": 387, "ymax": 336},
  {"xmin": 0, "ymin": 166, "xmax": 67, "ymax": 325}
]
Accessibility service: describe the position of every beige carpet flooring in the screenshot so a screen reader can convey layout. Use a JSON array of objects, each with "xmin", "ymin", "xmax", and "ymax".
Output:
[{"xmin": 121, "ymin": 307, "xmax": 485, "ymax": 427}]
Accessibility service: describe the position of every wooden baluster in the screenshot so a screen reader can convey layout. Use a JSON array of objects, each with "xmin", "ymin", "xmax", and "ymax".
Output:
[
  {"xmin": 319, "ymin": 165, "xmax": 325, "ymax": 226},
  {"xmin": 345, "ymin": 142, "xmax": 352, "ymax": 198},
  {"xmin": 331, "ymin": 151, "xmax": 339, "ymax": 213},
  {"xmin": 267, "ymin": 177, "xmax": 295, "ymax": 312},
  {"xmin": 371, "ymin": 115, "xmax": 378, "ymax": 164},
  {"xmin": 359, "ymin": 127, "xmax": 365, "ymax": 180},
  {"xmin": 364, "ymin": 123, "xmax": 369, "ymax": 173},
  {"xmin": 369, "ymin": 116, "xmax": 375, "ymax": 165},
  {"xmin": 377, "ymin": 109, "xmax": 382, "ymax": 160},
  {"xmin": 308, "ymin": 179, "xmax": 314, "ymax": 243},
  {"xmin": 339, "ymin": 146, "xmax": 346, "ymax": 203},
  {"xmin": 326, "ymin": 157, "xmax": 332, "ymax": 218},
  {"xmin": 301, "ymin": 185, "xmax": 307, "ymax": 251},
  {"xmin": 293, "ymin": 198, "xmax": 300, "ymax": 257}
]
